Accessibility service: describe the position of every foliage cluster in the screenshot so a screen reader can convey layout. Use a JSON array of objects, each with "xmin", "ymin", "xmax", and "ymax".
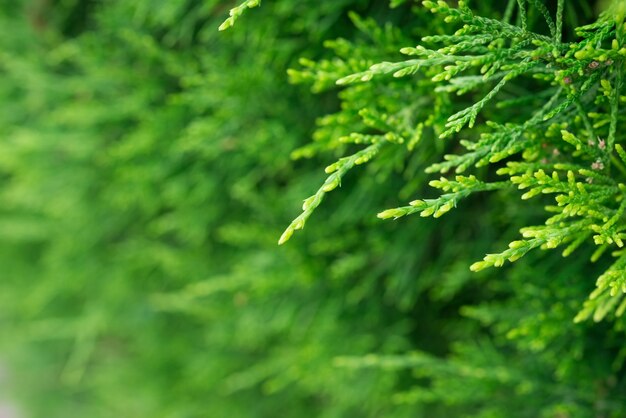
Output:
[{"xmin": 1, "ymin": 0, "xmax": 626, "ymax": 417}]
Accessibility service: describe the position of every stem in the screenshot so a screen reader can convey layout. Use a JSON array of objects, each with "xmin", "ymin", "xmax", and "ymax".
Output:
[
  {"xmin": 555, "ymin": 0, "xmax": 564, "ymax": 44},
  {"xmin": 607, "ymin": 65, "xmax": 622, "ymax": 153}
]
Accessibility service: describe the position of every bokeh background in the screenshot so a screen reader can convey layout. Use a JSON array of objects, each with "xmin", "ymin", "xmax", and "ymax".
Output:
[{"xmin": 0, "ymin": 1, "xmax": 625, "ymax": 417}]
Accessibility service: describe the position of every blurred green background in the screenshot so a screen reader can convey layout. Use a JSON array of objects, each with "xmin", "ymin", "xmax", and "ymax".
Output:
[{"xmin": 0, "ymin": 1, "xmax": 625, "ymax": 417}]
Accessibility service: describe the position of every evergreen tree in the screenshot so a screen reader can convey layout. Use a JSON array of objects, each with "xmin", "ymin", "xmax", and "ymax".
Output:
[{"xmin": 0, "ymin": 1, "xmax": 625, "ymax": 417}]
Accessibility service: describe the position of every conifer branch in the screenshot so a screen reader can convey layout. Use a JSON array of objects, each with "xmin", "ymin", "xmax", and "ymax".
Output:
[
  {"xmin": 377, "ymin": 176, "xmax": 508, "ymax": 220},
  {"xmin": 219, "ymin": 0, "xmax": 261, "ymax": 31},
  {"xmin": 283, "ymin": 0, "xmax": 626, "ymax": 323},
  {"xmin": 279, "ymin": 140, "xmax": 387, "ymax": 245},
  {"xmin": 555, "ymin": 0, "xmax": 564, "ymax": 44}
]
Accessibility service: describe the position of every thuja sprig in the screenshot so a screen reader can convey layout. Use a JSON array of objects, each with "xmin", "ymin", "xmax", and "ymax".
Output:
[
  {"xmin": 576, "ymin": 251, "xmax": 626, "ymax": 322},
  {"xmin": 377, "ymin": 175, "xmax": 508, "ymax": 220},
  {"xmin": 427, "ymin": 87, "xmax": 563, "ymax": 174},
  {"xmin": 469, "ymin": 219, "xmax": 595, "ymax": 271},
  {"xmin": 390, "ymin": 1, "xmax": 626, "ymax": 320},
  {"xmin": 218, "ymin": 0, "xmax": 261, "ymax": 31},
  {"xmin": 280, "ymin": 109, "xmax": 408, "ymax": 246},
  {"xmin": 465, "ymin": 163, "xmax": 622, "ymax": 273},
  {"xmin": 606, "ymin": 69, "xmax": 622, "ymax": 153},
  {"xmin": 279, "ymin": 140, "xmax": 386, "ymax": 245},
  {"xmin": 421, "ymin": 1, "xmax": 551, "ymax": 43},
  {"xmin": 440, "ymin": 60, "xmax": 539, "ymax": 137},
  {"xmin": 281, "ymin": 0, "xmax": 626, "ymax": 322},
  {"xmin": 335, "ymin": 46, "xmax": 461, "ymax": 85},
  {"xmin": 555, "ymin": 0, "xmax": 564, "ymax": 44}
]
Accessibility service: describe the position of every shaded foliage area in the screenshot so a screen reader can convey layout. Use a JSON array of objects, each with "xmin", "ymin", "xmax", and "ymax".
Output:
[{"xmin": 0, "ymin": 1, "xmax": 625, "ymax": 417}]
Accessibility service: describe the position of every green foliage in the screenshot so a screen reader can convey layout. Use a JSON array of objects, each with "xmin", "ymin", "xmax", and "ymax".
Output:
[
  {"xmin": 2, "ymin": 1, "xmax": 626, "ymax": 418},
  {"xmin": 283, "ymin": 0, "xmax": 626, "ymax": 325},
  {"xmin": 218, "ymin": 0, "xmax": 261, "ymax": 31}
]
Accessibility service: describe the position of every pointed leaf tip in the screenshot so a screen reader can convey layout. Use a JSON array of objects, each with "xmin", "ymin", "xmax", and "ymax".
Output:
[{"xmin": 278, "ymin": 228, "xmax": 293, "ymax": 245}]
